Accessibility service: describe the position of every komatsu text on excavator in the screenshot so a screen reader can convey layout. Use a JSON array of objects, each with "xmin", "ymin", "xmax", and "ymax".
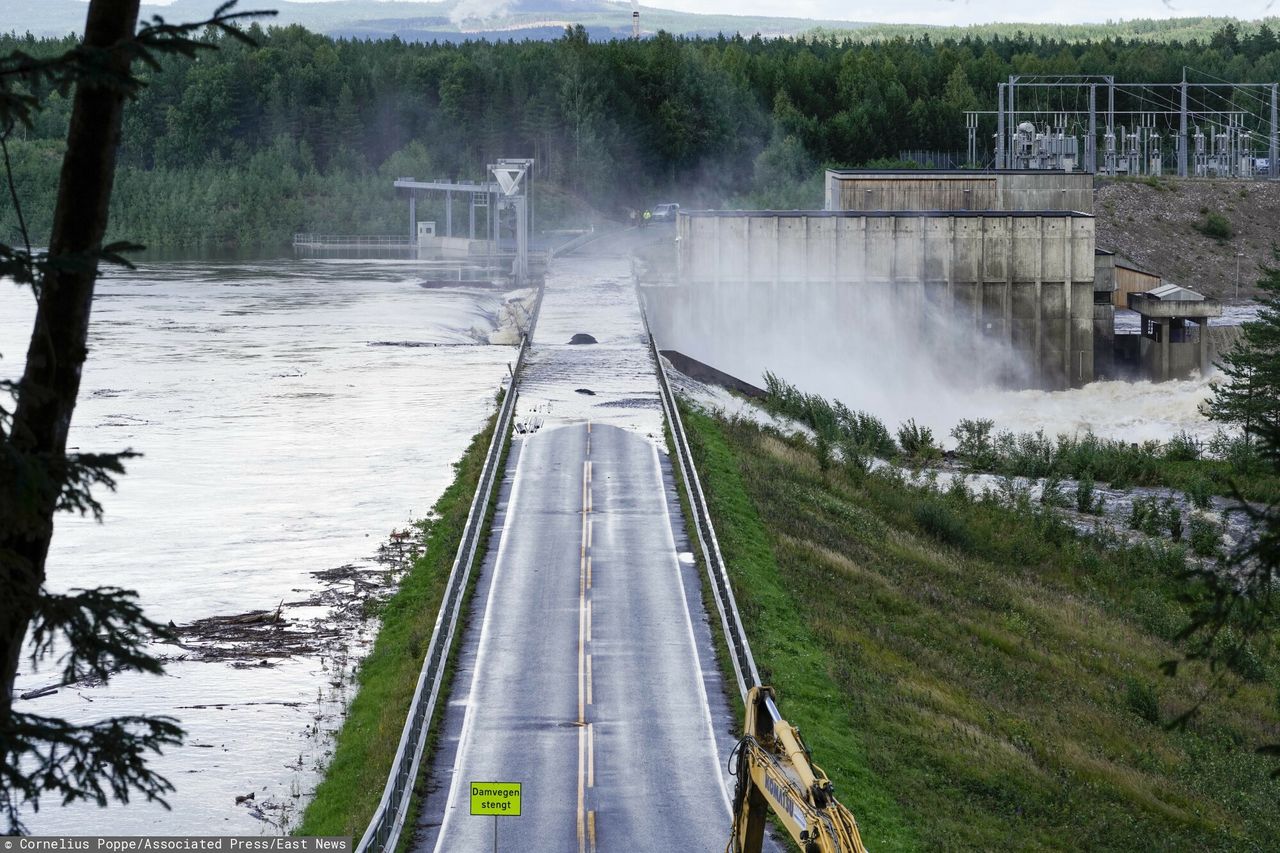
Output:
[{"xmin": 727, "ymin": 686, "xmax": 869, "ymax": 853}]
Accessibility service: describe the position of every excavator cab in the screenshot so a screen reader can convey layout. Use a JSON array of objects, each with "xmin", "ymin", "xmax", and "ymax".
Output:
[{"xmin": 728, "ymin": 686, "xmax": 868, "ymax": 853}]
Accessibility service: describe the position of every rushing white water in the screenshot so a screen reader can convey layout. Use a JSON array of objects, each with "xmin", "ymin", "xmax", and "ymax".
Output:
[
  {"xmin": 953, "ymin": 375, "xmax": 1223, "ymax": 444},
  {"xmin": 1, "ymin": 258, "xmax": 516, "ymax": 833},
  {"xmin": 678, "ymin": 361, "xmax": 1223, "ymax": 448}
]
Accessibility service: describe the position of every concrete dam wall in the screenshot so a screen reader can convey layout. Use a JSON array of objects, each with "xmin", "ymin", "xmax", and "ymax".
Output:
[{"xmin": 642, "ymin": 210, "xmax": 1097, "ymax": 397}]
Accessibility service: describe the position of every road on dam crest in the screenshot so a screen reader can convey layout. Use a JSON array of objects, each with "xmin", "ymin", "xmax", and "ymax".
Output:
[{"xmin": 413, "ymin": 251, "xmax": 740, "ymax": 851}]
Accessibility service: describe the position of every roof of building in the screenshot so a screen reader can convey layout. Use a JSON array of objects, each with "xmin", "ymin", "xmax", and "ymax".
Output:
[
  {"xmin": 1116, "ymin": 259, "xmax": 1159, "ymax": 277},
  {"xmin": 680, "ymin": 209, "xmax": 1094, "ymax": 219},
  {"xmin": 1146, "ymin": 283, "xmax": 1205, "ymax": 301},
  {"xmin": 825, "ymin": 169, "xmax": 1086, "ymax": 177}
]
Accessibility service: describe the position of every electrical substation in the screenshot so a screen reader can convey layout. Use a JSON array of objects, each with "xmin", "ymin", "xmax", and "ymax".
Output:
[{"xmin": 969, "ymin": 73, "xmax": 1279, "ymax": 178}]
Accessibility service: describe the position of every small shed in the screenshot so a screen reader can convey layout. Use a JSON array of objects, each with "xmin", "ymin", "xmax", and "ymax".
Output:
[
  {"xmin": 1126, "ymin": 284, "xmax": 1223, "ymax": 380},
  {"xmin": 1112, "ymin": 258, "xmax": 1162, "ymax": 308}
]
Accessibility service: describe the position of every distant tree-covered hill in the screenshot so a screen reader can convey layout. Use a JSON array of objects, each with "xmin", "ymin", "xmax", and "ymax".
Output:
[
  {"xmin": 2, "ymin": 0, "xmax": 869, "ymax": 41},
  {"xmin": 3, "ymin": 21, "xmax": 1279, "ymax": 248}
]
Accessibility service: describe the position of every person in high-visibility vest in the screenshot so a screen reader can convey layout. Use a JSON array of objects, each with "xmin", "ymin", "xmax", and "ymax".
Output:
[{"xmin": 641, "ymin": 209, "xmax": 651, "ymax": 228}]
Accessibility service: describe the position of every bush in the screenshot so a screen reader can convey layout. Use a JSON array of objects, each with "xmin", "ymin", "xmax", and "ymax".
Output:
[
  {"xmin": 764, "ymin": 373, "xmax": 896, "ymax": 457},
  {"xmin": 1195, "ymin": 211, "xmax": 1233, "ymax": 241},
  {"xmin": 1040, "ymin": 475, "xmax": 1070, "ymax": 508},
  {"xmin": 815, "ymin": 432, "xmax": 832, "ymax": 472},
  {"xmin": 1128, "ymin": 495, "xmax": 1163, "ymax": 536},
  {"xmin": 839, "ymin": 405, "xmax": 897, "ymax": 458},
  {"xmin": 1188, "ymin": 514, "xmax": 1223, "ymax": 558},
  {"xmin": 1163, "ymin": 431, "xmax": 1201, "ymax": 462},
  {"xmin": 1124, "ymin": 678, "xmax": 1161, "ymax": 725},
  {"xmin": 1161, "ymin": 498, "xmax": 1183, "ymax": 542},
  {"xmin": 841, "ymin": 438, "xmax": 873, "ymax": 479},
  {"xmin": 913, "ymin": 498, "xmax": 970, "ymax": 549},
  {"xmin": 1216, "ymin": 627, "xmax": 1267, "ymax": 682},
  {"xmin": 898, "ymin": 419, "xmax": 941, "ymax": 462},
  {"xmin": 1185, "ymin": 477, "xmax": 1212, "ymax": 511},
  {"xmin": 1075, "ymin": 475, "xmax": 1103, "ymax": 514},
  {"xmin": 951, "ymin": 418, "xmax": 996, "ymax": 468}
]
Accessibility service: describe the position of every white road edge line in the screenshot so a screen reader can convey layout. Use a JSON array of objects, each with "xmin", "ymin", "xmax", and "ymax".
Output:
[
  {"xmin": 431, "ymin": 432, "xmax": 531, "ymax": 851},
  {"xmin": 650, "ymin": 441, "xmax": 735, "ymax": 816}
]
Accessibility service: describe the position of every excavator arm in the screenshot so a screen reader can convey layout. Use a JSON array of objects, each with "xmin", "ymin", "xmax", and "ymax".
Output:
[{"xmin": 728, "ymin": 686, "xmax": 869, "ymax": 853}]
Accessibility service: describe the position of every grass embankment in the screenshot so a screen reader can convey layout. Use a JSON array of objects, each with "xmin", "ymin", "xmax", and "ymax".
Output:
[
  {"xmin": 681, "ymin": 403, "xmax": 1280, "ymax": 850},
  {"xmin": 298, "ymin": 405, "xmax": 502, "ymax": 837}
]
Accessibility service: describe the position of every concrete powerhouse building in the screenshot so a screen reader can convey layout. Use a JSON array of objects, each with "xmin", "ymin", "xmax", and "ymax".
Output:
[{"xmin": 644, "ymin": 170, "xmax": 1104, "ymax": 392}]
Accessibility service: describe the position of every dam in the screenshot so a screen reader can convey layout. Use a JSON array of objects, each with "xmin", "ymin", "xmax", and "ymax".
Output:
[{"xmin": 640, "ymin": 169, "xmax": 1221, "ymax": 396}]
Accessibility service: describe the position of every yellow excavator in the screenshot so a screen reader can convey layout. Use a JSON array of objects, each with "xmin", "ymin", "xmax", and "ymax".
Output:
[{"xmin": 727, "ymin": 686, "xmax": 869, "ymax": 853}]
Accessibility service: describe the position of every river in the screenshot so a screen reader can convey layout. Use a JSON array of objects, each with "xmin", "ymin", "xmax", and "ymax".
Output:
[{"xmin": 1, "ymin": 256, "xmax": 517, "ymax": 833}]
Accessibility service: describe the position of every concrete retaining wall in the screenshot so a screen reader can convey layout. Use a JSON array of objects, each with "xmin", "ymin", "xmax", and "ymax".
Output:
[
  {"xmin": 652, "ymin": 210, "xmax": 1096, "ymax": 391},
  {"xmin": 825, "ymin": 170, "xmax": 1095, "ymax": 215}
]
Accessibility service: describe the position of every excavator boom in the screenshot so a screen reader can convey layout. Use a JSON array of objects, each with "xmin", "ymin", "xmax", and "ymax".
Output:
[{"xmin": 728, "ymin": 687, "xmax": 869, "ymax": 853}]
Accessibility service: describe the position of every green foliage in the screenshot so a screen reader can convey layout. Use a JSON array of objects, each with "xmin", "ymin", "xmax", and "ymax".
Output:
[
  {"xmin": 1195, "ymin": 211, "xmax": 1234, "ymax": 241},
  {"xmin": 912, "ymin": 497, "xmax": 970, "ymax": 549},
  {"xmin": 1185, "ymin": 477, "xmax": 1213, "ymax": 510},
  {"xmin": 1124, "ymin": 678, "xmax": 1162, "ymax": 725},
  {"xmin": 960, "ymin": 423, "xmax": 1280, "ymax": 505},
  {"xmin": 1075, "ymin": 474, "xmax": 1103, "ymax": 515},
  {"xmin": 763, "ymin": 372, "xmax": 896, "ymax": 458},
  {"xmin": 896, "ymin": 419, "xmax": 940, "ymax": 462},
  {"xmin": 1188, "ymin": 513, "xmax": 1225, "ymax": 558},
  {"xmin": 1129, "ymin": 495, "xmax": 1165, "ymax": 536},
  {"xmin": 684, "ymin": 405, "xmax": 1280, "ymax": 848},
  {"xmin": 1206, "ymin": 249, "xmax": 1280, "ymax": 441},
  {"xmin": 7, "ymin": 24, "xmax": 1280, "ymax": 244},
  {"xmin": 811, "ymin": 17, "xmax": 1280, "ymax": 46},
  {"xmin": 1164, "ymin": 431, "xmax": 1202, "ymax": 462},
  {"xmin": 950, "ymin": 417, "xmax": 996, "ymax": 469}
]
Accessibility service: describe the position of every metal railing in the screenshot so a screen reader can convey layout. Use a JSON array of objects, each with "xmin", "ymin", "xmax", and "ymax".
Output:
[
  {"xmin": 356, "ymin": 332, "xmax": 530, "ymax": 853},
  {"xmin": 293, "ymin": 233, "xmax": 415, "ymax": 246},
  {"xmin": 649, "ymin": 334, "xmax": 761, "ymax": 703}
]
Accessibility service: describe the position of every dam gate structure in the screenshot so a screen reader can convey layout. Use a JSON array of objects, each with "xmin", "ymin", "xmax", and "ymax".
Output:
[{"xmin": 644, "ymin": 170, "xmax": 1100, "ymax": 393}]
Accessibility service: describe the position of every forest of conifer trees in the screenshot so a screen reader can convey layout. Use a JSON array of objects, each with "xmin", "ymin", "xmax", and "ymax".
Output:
[{"xmin": 3, "ymin": 21, "xmax": 1279, "ymax": 247}]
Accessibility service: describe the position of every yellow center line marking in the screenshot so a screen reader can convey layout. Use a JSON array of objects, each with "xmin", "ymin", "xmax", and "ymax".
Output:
[{"xmin": 577, "ymin": 421, "xmax": 596, "ymax": 850}]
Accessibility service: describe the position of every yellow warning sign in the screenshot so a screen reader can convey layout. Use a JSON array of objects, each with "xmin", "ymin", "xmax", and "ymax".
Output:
[{"xmin": 470, "ymin": 781, "xmax": 522, "ymax": 816}]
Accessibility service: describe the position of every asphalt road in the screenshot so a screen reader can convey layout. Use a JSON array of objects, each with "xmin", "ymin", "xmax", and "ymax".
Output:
[{"xmin": 416, "ymin": 421, "xmax": 732, "ymax": 852}]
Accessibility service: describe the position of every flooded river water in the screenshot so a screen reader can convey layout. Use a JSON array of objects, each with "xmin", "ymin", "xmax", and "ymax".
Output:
[{"xmin": 1, "ymin": 257, "xmax": 516, "ymax": 833}]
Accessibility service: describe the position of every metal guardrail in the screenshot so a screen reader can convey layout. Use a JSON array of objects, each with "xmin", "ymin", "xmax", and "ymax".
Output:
[
  {"xmin": 293, "ymin": 233, "xmax": 415, "ymax": 246},
  {"xmin": 356, "ymin": 332, "xmax": 530, "ymax": 853},
  {"xmin": 649, "ymin": 334, "xmax": 761, "ymax": 703},
  {"xmin": 548, "ymin": 225, "xmax": 599, "ymax": 258}
]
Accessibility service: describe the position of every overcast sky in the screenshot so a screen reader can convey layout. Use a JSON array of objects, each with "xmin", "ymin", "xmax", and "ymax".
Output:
[{"xmin": 138, "ymin": 0, "xmax": 1278, "ymax": 27}]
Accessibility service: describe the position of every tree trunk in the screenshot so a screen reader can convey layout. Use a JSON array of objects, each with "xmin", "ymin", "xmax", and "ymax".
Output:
[{"xmin": 0, "ymin": 0, "xmax": 141, "ymax": 719}]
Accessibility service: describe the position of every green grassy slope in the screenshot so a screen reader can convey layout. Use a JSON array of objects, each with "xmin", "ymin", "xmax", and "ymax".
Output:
[{"xmin": 682, "ymin": 404, "xmax": 1280, "ymax": 850}]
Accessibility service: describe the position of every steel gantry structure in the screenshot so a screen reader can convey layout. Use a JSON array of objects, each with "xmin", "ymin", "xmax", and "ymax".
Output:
[{"xmin": 393, "ymin": 158, "xmax": 535, "ymax": 282}]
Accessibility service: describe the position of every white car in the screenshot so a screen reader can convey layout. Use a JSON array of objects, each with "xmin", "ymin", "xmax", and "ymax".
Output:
[{"xmin": 650, "ymin": 203, "xmax": 680, "ymax": 222}]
